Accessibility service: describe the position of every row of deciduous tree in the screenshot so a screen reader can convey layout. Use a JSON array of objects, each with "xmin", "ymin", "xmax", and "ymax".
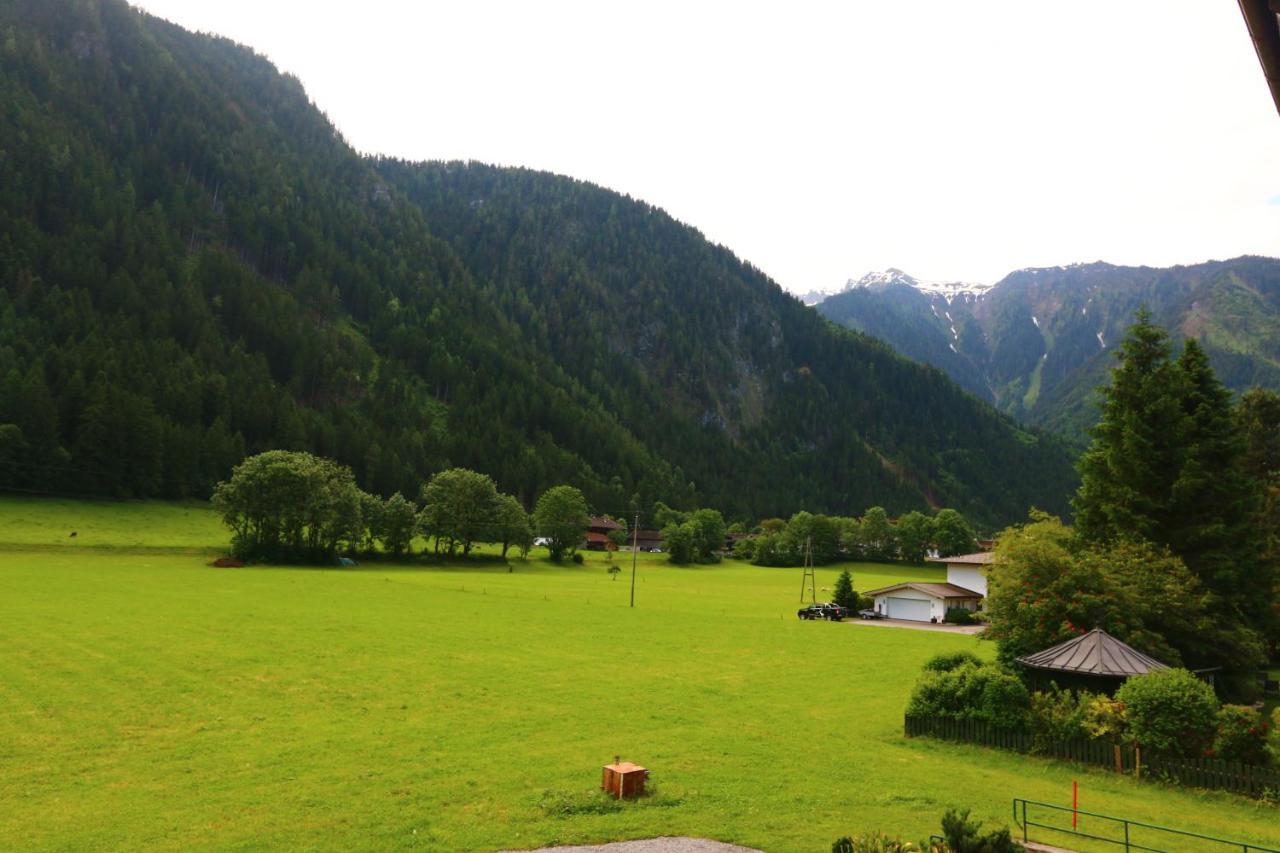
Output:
[
  {"xmin": 741, "ymin": 507, "xmax": 977, "ymax": 567},
  {"xmin": 652, "ymin": 502, "xmax": 726, "ymax": 565},
  {"xmin": 212, "ymin": 452, "xmax": 594, "ymax": 563}
]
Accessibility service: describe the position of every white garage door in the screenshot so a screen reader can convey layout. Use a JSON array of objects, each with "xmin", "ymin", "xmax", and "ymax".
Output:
[{"xmin": 886, "ymin": 597, "xmax": 931, "ymax": 621}]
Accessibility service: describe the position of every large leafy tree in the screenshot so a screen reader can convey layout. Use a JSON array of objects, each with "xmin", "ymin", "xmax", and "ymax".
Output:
[
  {"xmin": 933, "ymin": 508, "xmax": 977, "ymax": 557},
  {"xmin": 419, "ymin": 468, "xmax": 500, "ymax": 556},
  {"xmin": 858, "ymin": 506, "xmax": 896, "ymax": 560},
  {"xmin": 779, "ymin": 511, "xmax": 839, "ymax": 564},
  {"xmin": 984, "ymin": 514, "xmax": 1111, "ymax": 665},
  {"xmin": 533, "ymin": 485, "xmax": 590, "ymax": 562},
  {"xmin": 895, "ymin": 510, "xmax": 934, "ymax": 563},
  {"xmin": 688, "ymin": 509, "xmax": 727, "ymax": 563},
  {"xmin": 211, "ymin": 450, "xmax": 365, "ymax": 561},
  {"xmin": 494, "ymin": 493, "xmax": 533, "ymax": 560},
  {"xmin": 661, "ymin": 522, "xmax": 696, "ymax": 564},
  {"xmin": 983, "ymin": 512, "xmax": 1239, "ymax": 670},
  {"xmin": 378, "ymin": 492, "xmax": 419, "ymax": 557},
  {"xmin": 662, "ymin": 507, "xmax": 726, "ymax": 565}
]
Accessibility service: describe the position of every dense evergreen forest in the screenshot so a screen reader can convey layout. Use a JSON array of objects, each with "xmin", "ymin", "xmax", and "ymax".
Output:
[{"xmin": 0, "ymin": 0, "xmax": 1078, "ymax": 525}]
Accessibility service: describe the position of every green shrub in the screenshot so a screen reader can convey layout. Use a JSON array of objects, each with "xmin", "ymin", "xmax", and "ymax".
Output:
[
  {"xmin": 906, "ymin": 662, "xmax": 1030, "ymax": 731},
  {"xmin": 1115, "ymin": 668, "xmax": 1218, "ymax": 757},
  {"xmin": 1212, "ymin": 705, "xmax": 1271, "ymax": 765},
  {"xmin": 939, "ymin": 808, "xmax": 1021, "ymax": 853},
  {"xmin": 1029, "ymin": 688, "xmax": 1091, "ymax": 750},
  {"xmin": 944, "ymin": 607, "xmax": 975, "ymax": 625},
  {"xmin": 571, "ymin": 552, "xmax": 584, "ymax": 564},
  {"xmin": 922, "ymin": 651, "xmax": 983, "ymax": 673},
  {"xmin": 1269, "ymin": 708, "xmax": 1280, "ymax": 767},
  {"xmin": 831, "ymin": 833, "xmax": 919, "ymax": 852},
  {"xmin": 1081, "ymin": 694, "xmax": 1128, "ymax": 741},
  {"xmin": 977, "ymin": 670, "xmax": 1033, "ymax": 731}
]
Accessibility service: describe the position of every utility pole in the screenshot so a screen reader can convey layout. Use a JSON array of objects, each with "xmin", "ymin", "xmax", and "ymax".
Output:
[
  {"xmin": 799, "ymin": 535, "xmax": 816, "ymax": 603},
  {"xmin": 629, "ymin": 511, "xmax": 640, "ymax": 608}
]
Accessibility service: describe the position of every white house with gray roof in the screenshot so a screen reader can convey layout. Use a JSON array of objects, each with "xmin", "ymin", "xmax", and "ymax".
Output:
[{"xmin": 864, "ymin": 551, "xmax": 994, "ymax": 622}]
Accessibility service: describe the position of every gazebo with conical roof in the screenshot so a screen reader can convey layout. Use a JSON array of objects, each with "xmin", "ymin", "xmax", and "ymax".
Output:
[{"xmin": 1015, "ymin": 628, "xmax": 1169, "ymax": 694}]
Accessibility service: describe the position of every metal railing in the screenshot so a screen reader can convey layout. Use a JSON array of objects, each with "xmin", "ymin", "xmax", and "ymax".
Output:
[{"xmin": 1012, "ymin": 798, "xmax": 1280, "ymax": 853}]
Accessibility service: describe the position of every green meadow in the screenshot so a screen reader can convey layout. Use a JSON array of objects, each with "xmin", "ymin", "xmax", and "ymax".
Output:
[{"xmin": 1, "ymin": 498, "xmax": 1277, "ymax": 852}]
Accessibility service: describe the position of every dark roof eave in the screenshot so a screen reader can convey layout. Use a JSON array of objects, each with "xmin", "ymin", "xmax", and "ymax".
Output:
[{"xmin": 1239, "ymin": 0, "xmax": 1280, "ymax": 116}]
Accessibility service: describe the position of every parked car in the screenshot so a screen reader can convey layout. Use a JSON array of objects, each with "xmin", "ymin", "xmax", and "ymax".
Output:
[
  {"xmin": 857, "ymin": 609, "xmax": 884, "ymax": 620},
  {"xmin": 798, "ymin": 603, "xmax": 846, "ymax": 621}
]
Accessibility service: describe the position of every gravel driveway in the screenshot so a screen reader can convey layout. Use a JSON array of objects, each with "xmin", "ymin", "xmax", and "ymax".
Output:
[{"xmin": 499, "ymin": 837, "xmax": 763, "ymax": 853}]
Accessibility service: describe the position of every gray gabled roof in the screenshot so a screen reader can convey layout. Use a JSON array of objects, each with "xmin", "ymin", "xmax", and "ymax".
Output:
[
  {"xmin": 864, "ymin": 581, "xmax": 983, "ymax": 600},
  {"xmin": 1016, "ymin": 628, "xmax": 1169, "ymax": 678}
]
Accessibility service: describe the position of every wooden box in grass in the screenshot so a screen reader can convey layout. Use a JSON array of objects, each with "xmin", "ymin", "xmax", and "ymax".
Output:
[{"xmin": 601, "ymin": 759, "xmax": 647, "ymax": 799}]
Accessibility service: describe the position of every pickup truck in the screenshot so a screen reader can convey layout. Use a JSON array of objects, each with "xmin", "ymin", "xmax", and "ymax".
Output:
[{"xmin": 797, "ymin": 603, "xmax": 847, "ymax": 621}]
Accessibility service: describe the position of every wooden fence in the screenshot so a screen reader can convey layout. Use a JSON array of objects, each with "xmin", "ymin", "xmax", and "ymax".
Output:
[{"xmin": 905, "ymin": 715, "xmax": 1280, "ymax": 799}]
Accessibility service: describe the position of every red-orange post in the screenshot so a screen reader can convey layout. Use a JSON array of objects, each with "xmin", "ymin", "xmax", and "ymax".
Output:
[{"xmin": 1072, "ymin": 780, "xmax": 1078, "ymax": 829}]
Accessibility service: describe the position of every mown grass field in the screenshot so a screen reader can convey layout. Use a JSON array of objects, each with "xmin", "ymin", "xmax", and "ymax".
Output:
[
  {"xmin": 0, "ymin": 496, "xmax": 226, "ymax": 550},
  {"xmin": 1, "ymin": 498, "xmax": 1277, "ymax": 852}
]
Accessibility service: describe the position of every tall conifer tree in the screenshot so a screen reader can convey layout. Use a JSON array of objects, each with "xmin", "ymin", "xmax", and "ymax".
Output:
[
  {"xmin": 1075, "ymin": 313, "xmax": 1267, "ymax": 673},
  {"xmin": 1074, "ymin": 310, "xmax": 1184, "ymax": 545},
  {"xmin": 1168, "ymin": 339, "xmax": 1261, "ymax": 613}
]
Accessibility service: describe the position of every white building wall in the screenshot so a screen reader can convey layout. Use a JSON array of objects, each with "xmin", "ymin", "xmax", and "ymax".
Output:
[
  {"xmin": 873, "ymin": 589, "xmax": 946, "ymax": 622},
  {"xmin": 947, "ymin": 565, "xmax": 988, "ymax": 597}
]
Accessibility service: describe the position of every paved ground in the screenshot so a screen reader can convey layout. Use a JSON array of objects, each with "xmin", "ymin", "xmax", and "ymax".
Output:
[
  {"xmin": 500, "ymin": 838, "xmax": 763, "ymax": 853},
  {"xmin": 844, "ymin": 617, "xmax": 985, "ymax": 635}
]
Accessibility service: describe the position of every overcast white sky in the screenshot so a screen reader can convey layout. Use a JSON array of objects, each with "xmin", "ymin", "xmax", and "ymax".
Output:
[{"xmin": 132, "ymin": 0, "xmax": 1280, "ymax": 292}]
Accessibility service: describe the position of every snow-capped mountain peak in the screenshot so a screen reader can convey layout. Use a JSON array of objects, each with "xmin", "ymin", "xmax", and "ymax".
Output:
[
  {"xmin": 800, "ymin": 269, "xmax": 992, "ymax": 306},
  {"xmin": 848, "ymin": 268, "xmax": 918, "ymax": 289},
  {"xmin": 847, "ymin": 269, "xmax": 992, "ymax": 301}
]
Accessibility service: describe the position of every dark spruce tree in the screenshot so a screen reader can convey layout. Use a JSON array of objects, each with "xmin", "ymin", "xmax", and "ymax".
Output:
[
  {"xmin": 1075, "ymin": 311, "xmax": 1185, "ymax": 545},
  {"xmin": 1168, "ymin": 340, "xmax": 1264, "ymax": 619},
  {"xmin": 1236, "ymin": 388, "xmax": 1280, "ymax": 655},
  {"xmin": 1074, "ymin": 313, "xmax": 1268, "ymax": 678}
]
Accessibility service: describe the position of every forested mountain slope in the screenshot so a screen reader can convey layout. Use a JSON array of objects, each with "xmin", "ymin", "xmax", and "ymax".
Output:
[
  {"xmin": 817, "ymin": 259, "xmax": 1280, "ymax": 443},
  {"xmin": 377, "ymin": 162, "xmax": 1076, "ymax": 522},
  {"xmin": 0, "ymin": 0, "xmax": 1077, "ymax": 524}
]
